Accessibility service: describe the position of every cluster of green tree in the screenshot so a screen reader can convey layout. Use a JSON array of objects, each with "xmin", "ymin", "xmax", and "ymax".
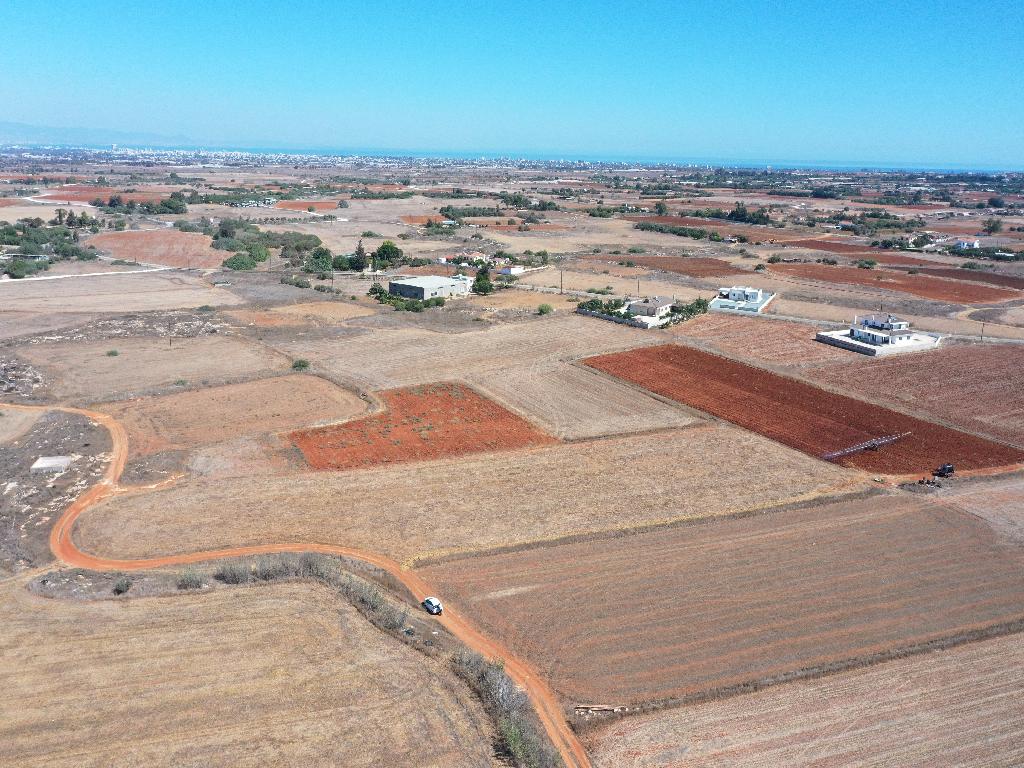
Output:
[
  {"xmin": 873, "ymin": 233, "xmax": 932, "ymax": 249},
  {"xmin": 838, "ymin": 210, "xmax": 923, "ymax": 235},
  {"xmin": 439, "ymin": 205, "xmax": 500, "ymax": 220},
  {"xmin": 498, "ymin": 192, "xmax": 558, "ymax": 210},
  {"xmin": 634, "ymin": 221, "xmax": 724, "ymax": 242},
  {"xmin": 210, "ymin": 218, "xmax": 323, "ymax": 269},
  {"xmin": 687, "ymin": 202, "xmax": 772, "ymax": 225},
  {"xmin": 0, "ymin": 218, "xmax": 99, "ymax": 277},
  {"xmin": 472, "ymin": 265, "xmax": 494, "ymax": 294},
  {"xmin": 422, "ymin": 189, "xmax": 484, "ymax": 199},
  {"xmin": 852, "ymin": 190, "xmax": 926, "ymax": 206},
  {"xmin": 49, "ymin": 208, "xmax": 99, "ymax": 229},
  {"xmin": 668, "ymin": 297, "xmax": 710, "ymax": 321},
  {"xmin": 91, "ymin": 192, "xmax": 188, "ymax": 215},
  {"xmin": 945, "ymin": 247, "xmax": 1024, "ymax": 262},
  {"xmin": 350, "ymin": 190, "xmax": 414, "ymax": 199},
  {"xmin": 367, "ymin": 282, "xmax": 446, "ymax": 312},
  {"xmin": 855, "ymin": 259, "xmax": 878, "ymax": 269},
  {"xmin": 577, "ymin": 297, "xmax": 626, "ymax": 314}
]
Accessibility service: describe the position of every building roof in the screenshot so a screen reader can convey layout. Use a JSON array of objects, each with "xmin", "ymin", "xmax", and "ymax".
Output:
[
  {"xmin": 389, "ymin": 276, "xmax": 468, "ymax": 289},
  {"xmin": 631, "ymin": 296, "xmax": 674, "ymax": 308}
]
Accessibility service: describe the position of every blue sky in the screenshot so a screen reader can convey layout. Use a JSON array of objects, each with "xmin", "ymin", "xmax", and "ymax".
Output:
[{"xmin": 1, "ymin": 0, "xmax": 1021, "ymax": 168}]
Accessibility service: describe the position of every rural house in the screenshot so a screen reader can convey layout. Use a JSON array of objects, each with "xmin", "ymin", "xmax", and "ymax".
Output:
[{"xmin": 387, "ymin": 275, "xmax": 471, "ymax": 301}]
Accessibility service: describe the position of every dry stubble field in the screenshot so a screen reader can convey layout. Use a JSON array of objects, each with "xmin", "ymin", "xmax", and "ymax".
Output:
[
  {"xmin": 589, "ymin": 631, "xmax": 1024, "ymax": 767},
  {"xmin": 99, "ymin": 375, "xmax": 368, "ymax": 457},
  {"xmin": 75, "ymin": 424, "xmax": 859, "ymax": 565},
  {"xmin": 18, "ymin": 335, "xmax": 290, "ymax": 402},
  {"xmin": 0, "ymin": 580, "xmax": 497, "ymax": 768},
  {"xmin": 421, "ymin": 495, "xmax": 1024, "ymax": 705},
  {"xmin": 88, "ymin": 229, "xmax": 225, "ymax": 268}
]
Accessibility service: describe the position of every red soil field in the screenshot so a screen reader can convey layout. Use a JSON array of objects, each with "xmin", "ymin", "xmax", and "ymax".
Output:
[
  {"xmin": 584, "ymin": 344, "xmax": 1024, "ymax": 474},
  {"xmin": 913, "ymin": 268, "xmax": 1024, "ymax": 290},
  {"xmin": 37, "ymin": 185, "xmax": 168, "ymax": 204},
  {"xmin": 618, "ymin": 255, "xmax": 742, "ymax": 278},
  {"xmin": 400, "ymin": 214, "xmax": 449, "ymax": 224},
  {"xmin": 0, "ymin": 199, "xmax": 22, "ymax": 207},
  {"xmin": 421, "ymin": 495, "xmax": 1024, "ymax": 705},
  {"xmin": 785, "ymin": 238, "xmax": 879, "ymax": 255},
  {"xmin": 274, "ymin": 200, "xmax": 340, "ymax": 211},
  {"xmin": 88, "ymin": 229, "xmax": 224, "ymax": 268},
  {"xmin": 869, "ymin": 252, "xmax": 932, "ymax": 266},
  {"xmin": 805, "ymin": 343, "xmax": 1024, "ymax": 448},
  {"xmin": 290, "ymin": 382, "xmax": 555, "ymax": 470},
  {"xmin": 770, "ymin": 262, "xmax": 1018, "ymax": 303}
]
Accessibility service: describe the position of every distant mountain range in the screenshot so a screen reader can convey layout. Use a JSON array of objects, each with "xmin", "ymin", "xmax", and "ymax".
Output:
[{"xmin": 0, "ymin": 121, "xmax": 193, "ymax": 148}]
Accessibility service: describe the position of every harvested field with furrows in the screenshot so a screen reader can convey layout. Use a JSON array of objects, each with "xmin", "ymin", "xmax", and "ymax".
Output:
[
  {"xmin": 589, "ymin": 632, "xmax": 1024, "ymax": 767},
  {"xmin": 805, "ymin": 344, "xmax": 1024, "ymax": 447},
  {"xmin": 869, "ymin": 251, "xmax": 934, "ymax": 266},
  {"xmin": 421, "ymin": 495, "xmax": 1024, "ymax": 705},
  {"xmin": 596, "ymin": 255, "xmax": 742, "ymax": 278},
  {"xmin": 585, "ymin": 345, "xmax": 1024, "ymax": 473},
  {"xmin": 77, "ymin": 425, "xmax": 859, "ymax": 565},
  {"xmin": 290, "ymin": 382, "xmax": 555, "ymax": 470},
  {"xmin": 18, "ymin": 335, "xmax": 289, "ymax": 402},
  {"xmin": 100, "ymin": 375, "xmax": 367, "ymax": 457},
  {"xmin": 913, "ymin": 267, "xmax": 1024, "ymax": 290},
  {"xmin": 669, "ymin": 314, "xmax": 850, "ymax": 366},
  {"xmin": 274, "ymin": 199, "xmax": 341, "ymax": 211},
  {"xmin": 88, "ymin": 229, "xmax": 224, "ymax": 268},
  {"xmin": 0, "ymin": 581, "xmax": 498, "ymax": 767},
  {"xmin": 472, "ymin": 364, "xmax": 698, "ymax": 440},
  {"xmin": 770, "ymin": 262, "xmax": 1019, "ymax": 303},
  {"xmin": 0, "ymin": 272, "xmax": 242, "ymax": 313}
]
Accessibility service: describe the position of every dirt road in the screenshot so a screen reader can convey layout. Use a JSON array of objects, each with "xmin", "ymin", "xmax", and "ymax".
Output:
[{"xmin": 1, "ymin": 402, "xmax": 590, "ymax": 768}]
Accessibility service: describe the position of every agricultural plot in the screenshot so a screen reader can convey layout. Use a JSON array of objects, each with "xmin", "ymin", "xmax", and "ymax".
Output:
[
  {"xmin": 269, "ymin": 300, "xmax": 378, "ymax": 322},
  {"xmin": 0, "ymin": 271, "xmax": 241, "ymax": 313},
  {"xmin": 783, "ymin": 238, "xmax": 880, "ymax": 256},
  {"xmin": 275, "ymin": 199, "xmax": 341, "ymax": 211},
  {"xmin": 805, "ymin": 343, "xmax": 1024, "ymax": 447},
  {"xmin": 88, "ymin": 229, "xmax": 224, "ymax": 269},
  {"xmin": 0, "ymin": 581, "xmax": 498, "ymax": 767},
  {"xmin": 18, "ymin": 335, "xmax": 289, "ymax": 402},
  {"xmin": 472, "ymin": 364, "xmax": 698, "ymax": 440},
  {"xmin": 933, "ymin": 474, "xmax": 1024, "ymax": 547},
  {"xmin": 770, "ymin": 263, "xmax": 1018, "ymax": 303},
  {"xmin": 420, "ymin": 495, "xmax": 1024, "ymax": 705},
  {"xmin": 290, "ymin": 382, "xmax": 555, "ymax": 470},
  {"xmin": 605, "ymin": 255, "xmax": 742, "ymax": 278},
  {"xmin": 669, "ymin": 313, "xmax": 850, "ymax": 366},
  {"xmin": 585, "ymin": 345, "xmax": 1024, "ymax": 474},
  {"xmin": 100, "ymin": 375, "xmax": 367, "ymax": 457},
  {"xmin": 589, "ymin": 632, "xmax": 1024, "ymax": 767},
  {"xmin": 76, "ymin": 424, "xmax": 858, "ymax": 565},
  {"xmin": 914, "ymin": 267, "xmax": 1024, "ymax": 290}
]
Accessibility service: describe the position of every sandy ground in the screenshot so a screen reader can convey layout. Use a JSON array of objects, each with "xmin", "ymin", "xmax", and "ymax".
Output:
[
  {"xmin": 589, "ymin": 631, "xmax": 1024, "ymax": 767},
  {"xmin": 0, "ymin": 579, "xmax": 498, "ymax": 767},
  {"xmin": 76, "ymin": 424, "xmax": 862, "ymax": 566},
  {"xmin": 88, "ymin": 229, "xmax": 225, "ymax": 269},
  {"xmin": 0, "ymin": 272, "xmax": 242, "ymax": 313},
  {"xmin": 18, "ymin": 335, "xmax": 290, "ymax": 402},
  {"xmin": 269, "ymin": 300, "xmax": 378, "ymax": 322},
  {"xmin": 0, "ymin": 409, "xmax": 40, "ymax": 444},
  {"xmin": 99, "ymin": 375, "xmax": 368, "ymax": 457}
]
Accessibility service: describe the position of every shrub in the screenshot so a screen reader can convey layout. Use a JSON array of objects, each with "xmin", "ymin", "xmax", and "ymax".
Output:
[
  {"xmin": 855, "ymin": 259, "xmax": 877, "ymax": 269},
  {"xmin": 292, "ymin": 359, "xmax": 310, "ymax": 371},
  {"xmin": 197, "ymin": 304, "xmax": 215, "ymax": 312},
  {"xmin": 215, "ymin": 560, "xmax": 252, "ymax": 584},
  {"xmin": 361, "ymin": 230, "xmax": 382, "ymax": 238},
  {"xmin": 254, "ymin": 556, "xmax": 292, "ymax": 581},
  {"xmin": 106, "ymin": 349, "xmax": 119, "ymax": 357},
  {"xmin": 112, "ymin": 575, "xmax": 132, "ymax": 595},
  {"xmin": 177, "ymin": 569, "xmax": 204, "ymax": 590},
  {"xmin": 222, "ymin": 252, "xmax": 257, "ymax": 271},
  {"xmin": 767, "ymin": 254, "xmax": 782, "ymax": 264},
  {"xmin": 537, "ymin": 303, "xmax": 553, "ymax": 315}
]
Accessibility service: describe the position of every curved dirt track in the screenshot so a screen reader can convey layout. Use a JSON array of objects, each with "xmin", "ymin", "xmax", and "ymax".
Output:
[{"xmin": 3, "ymin": 402, "xmax": 590, "ymax": 768}]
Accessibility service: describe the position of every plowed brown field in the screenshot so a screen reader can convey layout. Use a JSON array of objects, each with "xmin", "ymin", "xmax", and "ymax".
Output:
[
  {"xmin": 88, "ymin": 229, "xmax": 224, "ymax": 268},
  {"xmin": 589, "ymin": 632, "xmax": 1024, "ymax": 767},
  {"xmin": 584, "ymin": 344, "xmax": 1024, "ymax": 473},
  {"xmin": 421, "ymin": 495, "xmax": 1024, "ymax": 705},
  {"xmin": 770, "ymin": 263, "xmax": 1017, "ymax": 303},
  {"xmin": 915, "ymin": 268, "xmax": 1024, "ymax": 290},
  {"xmin": 805, "ymin": 343, "xmax": 1024, "ymax": 447},
  {"xmin": 609, "ymin": 255, "xmax": 741, "ymax": 278},
  {"xmin": 669, "ymin": 314, "xmax": 850, "ymax": 366},
  {"xmin": 291, "ymin": 382, "xmax": 555, "ymax": 469},
  {"xmin": 38, "ymin": 185, "xmax": 171, "ymax": 203},
  {"xmin": 784, "ymin": 238, "xmax": 879, "ymax": 256}
]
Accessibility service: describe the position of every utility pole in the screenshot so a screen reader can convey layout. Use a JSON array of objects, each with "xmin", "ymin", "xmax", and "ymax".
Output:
[
  {"xmin": 981, "ymin": 322, "xmax": 986, "ymax": 342},
  {"xmin": 559, "ymin": 270, "xmax": 563, "ymax": 294}
]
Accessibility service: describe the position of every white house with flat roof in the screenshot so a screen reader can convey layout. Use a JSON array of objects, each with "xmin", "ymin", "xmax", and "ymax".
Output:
[
  {"xmin": 387, "ymin": 275, "xmax": 471, "ymax": 301},
  {"xmin": 816, "ymin": 313, "xmax": 941, "ymax": 356},
  {"xmin": 709, "ymin": 285, "xmax": 776, "ymax": 313}
]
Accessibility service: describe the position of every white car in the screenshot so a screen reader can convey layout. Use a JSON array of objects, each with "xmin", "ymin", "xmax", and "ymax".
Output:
[{"xmin": 422, "ymin": 596, "xmax": 443, "ymax": 615}]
